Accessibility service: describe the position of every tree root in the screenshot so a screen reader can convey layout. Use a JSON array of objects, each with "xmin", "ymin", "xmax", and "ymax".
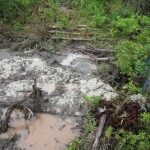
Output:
[{"xmin": 0, "ymin": 79, "xmax": 45, "ymax": 134}]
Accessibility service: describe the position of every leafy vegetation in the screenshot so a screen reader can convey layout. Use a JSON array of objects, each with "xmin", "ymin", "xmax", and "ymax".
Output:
[
  {"xmin": 101, "ymin": 112, "xmax": 150, "ymax": 150},
  {"xmin": 84, "ymin": 96, "xmax": 100, "ymax": 107}
]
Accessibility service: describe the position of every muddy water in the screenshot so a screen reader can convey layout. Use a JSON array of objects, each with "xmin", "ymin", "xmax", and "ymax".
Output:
[
  {"xmin": 54, "ymin": 52, "xmax": 97, "ymax": 74},
  {"xmin": 0, "ymin": 109, "xmax": 79, "ymax": 150}
]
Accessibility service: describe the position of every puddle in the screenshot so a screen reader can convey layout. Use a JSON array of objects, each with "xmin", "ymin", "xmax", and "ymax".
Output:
[
  {"xmin": 65, "ymin": 83, "xmax": 75, "ymax": 91},
  {"xmin": 0, "ymin": 109, "xmax": 79, "ymax": 150},
  {"xmin": 0, "ymin": 49, "xmax": 14, "ymax": 59},
  {"xmin": 54, "ymin": 52, "xmax": 97, "ymax": 74},
  {"xmin": 42, "ymin": 83, "xmax": 56, "ymax": 94}
]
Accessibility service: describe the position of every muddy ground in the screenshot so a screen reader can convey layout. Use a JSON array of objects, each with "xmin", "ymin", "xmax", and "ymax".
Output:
[
  {"xmin": 0, "ymin": 48, "xmax": 117, "ymax": 115},
  {"xmin": 0, "ymin": 46, "xmax": 117, "ymax": 150}
]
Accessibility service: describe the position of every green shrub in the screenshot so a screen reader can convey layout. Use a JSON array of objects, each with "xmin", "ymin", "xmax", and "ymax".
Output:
[
  {"xmin": 115, "ymin": 40, "xmax": 150, "ymax": 78},
  {"xmin": 126, "ymin": 80, "xmax": 142, "ymax": 94},
  {"xmin": 140, "ymin": 112, "xmax": 150, "ymax": 132},
  {"xmin": 136, "ymin": 26, "xmax": 150, "ymax": 44},
  {"xmin": 13, "ymin": 22, "xmax": 22, "ymax": 31},
  {"xmin": 107, "ymin": 0, "xmax": 135, "ymax": 18},
  {"xmin": 115, "ymin": 130, "xmax": 150, "ymax": 150},
  {"xmin": 84, "ymin": 96, "xmax": 100, "ymax": 107},
  {"xmin": 0, "ymin": 0, "xmax": 39, "ymax": 22},
  {"xmin": 83, "ymin": 113, "xmax": 96, "ymax": 133},
  {"xmin": 112, "ymin": 15, "xmax": 140, "ymax": 37}
]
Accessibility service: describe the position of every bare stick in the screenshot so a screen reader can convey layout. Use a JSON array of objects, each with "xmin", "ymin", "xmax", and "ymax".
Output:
[{"xmin": 91, "ymin": 114, "xmax": 107, "ymax": 150}]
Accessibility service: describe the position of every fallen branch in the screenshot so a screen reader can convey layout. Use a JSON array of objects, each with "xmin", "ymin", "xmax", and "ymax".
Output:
[
  {"xmin": 50, "ymin": 37, "xmax": 93, "ymax": 41},
  {"xmin": 48, "ymin": 25, "xmax": 100, "ymax": 31},
  {"xmin": 96, "ymin": 57, "xmax": 115, "ymax": 62},
  {"xmin": 91, "ymin": 114, "xmax": 107, "ymax": 150},
  {"xmin": 50, "ymin": 37, "xmax": 112, "ymax": 42},
  {"xmin": 75, "ymin": 28, "xmax": 100, "ymax": 31},
  {"xmin": 48, "ymin": 30, "xmax": 98, "ymax": 36},
  {"xmin": 86, "ymin": 48, "xmax": 115, "ymax": 53},
  {"xmin": 75, "ymin": 46, "xmax": 115, "ymax": 53}
]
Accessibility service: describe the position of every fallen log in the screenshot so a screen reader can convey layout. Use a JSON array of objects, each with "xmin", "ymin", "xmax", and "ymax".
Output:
[{"xmin": 91, "ymin": 114, "xmax": 107, "ymax": 150}]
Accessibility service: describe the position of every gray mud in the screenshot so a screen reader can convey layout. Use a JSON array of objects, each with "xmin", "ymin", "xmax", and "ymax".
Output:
[
  {"xmin": 0, "ymin": 47, "xmax": 117, "ymax": 150},
  {"xmin": 0, "ymin": 48, "xmax": 117, "ymax": 115}
]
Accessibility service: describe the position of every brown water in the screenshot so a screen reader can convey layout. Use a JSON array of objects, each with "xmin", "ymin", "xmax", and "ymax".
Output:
[{"xmin": 0, "ymin": 109, "xmax": 79, "ymax": 150}]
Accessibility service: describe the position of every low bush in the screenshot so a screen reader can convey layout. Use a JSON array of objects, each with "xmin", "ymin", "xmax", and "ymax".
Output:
[{"xmin": 0, "ymin": 0, "xmax": 40, "ymax": 22}]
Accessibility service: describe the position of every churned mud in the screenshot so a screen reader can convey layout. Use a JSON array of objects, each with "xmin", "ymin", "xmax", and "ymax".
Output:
[
  {"xmin": 0, "ymin": 48, "xmax": 117, "ymax": 115},
  {"xmin": 0, "ymin": 47, "xmax": 117, "ymax": 149}
]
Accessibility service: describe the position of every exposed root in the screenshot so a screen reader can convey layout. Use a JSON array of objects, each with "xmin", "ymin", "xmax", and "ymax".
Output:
[
  {"xmin": 24, "ymin": 107, "xmax": 34, "ymax": 119},
  {"xmin": 0, "ymin": 79, "xmax": 46, "ymax": 134}
]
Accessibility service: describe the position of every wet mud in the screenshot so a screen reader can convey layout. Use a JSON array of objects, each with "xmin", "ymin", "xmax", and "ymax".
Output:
[
  {"xmin": 0, "ymin": 47, "xmax": 117, "ymax": 149},
  {"xmin": 0, "ymin": 49, "xmax": 14, "ymax": 59},
  {"xmin": 0, "ymin": 109, "xmax": 79, "ymax": 150},
  {"xmin": 0, "ymin": 48, "xmax": 117, "ymax": 116}
]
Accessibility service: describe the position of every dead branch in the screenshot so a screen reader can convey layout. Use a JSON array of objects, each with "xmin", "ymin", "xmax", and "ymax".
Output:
[
  {"xmin": 48, "ymin": 25, "xmax": 100, "ymax": 31},
  {"xmin": 48, "ymin": 30, "xmax": 97, "ymax": 36},
  {"xmin": 76, "ymin": 46, "xmax": 115, "ymax": 53},
  {"xmin": 86, "ymin": 49, "xmax": 115, "ymax": 53},
  {"xmin": 50, "ymin": 37, "xmax": 112, "ymax": 42},
  {"xmin": 49, "ymin": 37, "xmax": 93, "ymax": 41},
  {"xmin": 75, "ymin": 28, "xmax": 100, "ymax": 31},
  {"xmin": 96, "ymin": 57, "xmax": 115, "ymax": 62},
  {"xmin": 91, "ymin": 114, "xmax": 107, "ymax": 150}
]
